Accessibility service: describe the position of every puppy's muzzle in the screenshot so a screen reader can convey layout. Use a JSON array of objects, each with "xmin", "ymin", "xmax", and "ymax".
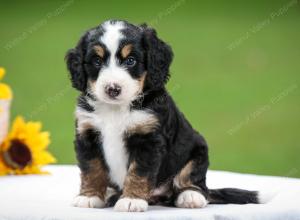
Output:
[{"xmin": 105, "ymin": 83, "xmax": 122, "ymax": 99}]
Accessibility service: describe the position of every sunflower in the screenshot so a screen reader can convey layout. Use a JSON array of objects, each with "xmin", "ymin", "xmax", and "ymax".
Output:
[
  {"xmin": 0, "ymin": 116, "xmax": 56, "ymax": 175},
  {"xmin": 0, "ymin": 67, "xmax": 5, "ymax": 79},
  {"xmin": 0, "ymin": 67, "xmax": 13, "ymax": 100},
  {"xmin": 0, "ymin": 155, "xmax": 8, "ymax": 175}
]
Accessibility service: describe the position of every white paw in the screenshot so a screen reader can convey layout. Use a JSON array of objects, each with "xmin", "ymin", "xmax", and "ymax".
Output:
[
  {"xmin": 72, "ymin": 195, "xmax": 105, "ymax": 208},
  {"xmin": 175, "ymin": 190, "xmax": 207, "ymax": 208},
  {"xmin": 114, "ymin": 197, "xmax": 148, "ymax": 212}
]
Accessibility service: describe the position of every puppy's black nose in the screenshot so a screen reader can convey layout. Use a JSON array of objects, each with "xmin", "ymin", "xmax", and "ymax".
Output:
[{"xmin": 105, "ymin": 84, "xmax": 121, "ymax": 98}]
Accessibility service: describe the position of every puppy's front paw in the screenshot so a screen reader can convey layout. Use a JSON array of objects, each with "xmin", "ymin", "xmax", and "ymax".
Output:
[
  {"xmin": 175, "ymin": 190, "xmax": 207, "ymax": 208},
  {"xmin": 72, "ymin": 195, "xmax": 105, "ymax": 208},
  {"xmin": 114, "ymin": 197, "xmax": 148, "ymax": 212}
]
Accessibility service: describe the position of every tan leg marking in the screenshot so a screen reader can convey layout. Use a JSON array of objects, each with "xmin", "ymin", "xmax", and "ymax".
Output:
[
  {"xmin": 114, "ymin": 162, "xmax": 151, "ymax": 212},
  {"xmin": 173, "ymin": 161, "xmax": 199, "ymax": 190},
  {"xmin": 80, "ymin": 159, "xmax": 109, "ymax": 200},
  {"xmin": 173, "ymin": 161, "xmax": 208, "ymax": 208},
  {"xmin": 122, "ymin": 162, "xmax": 152, "ymax": 200}
]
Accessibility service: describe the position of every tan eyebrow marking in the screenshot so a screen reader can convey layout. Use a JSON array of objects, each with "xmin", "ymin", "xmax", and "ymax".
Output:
[
  {"xmin": 121, "ymin": 44, "xmax": 133, "ymax": 58},
  {"xmin": 94, "ymin": 45, "xmax": 105, "ymax": 58}
]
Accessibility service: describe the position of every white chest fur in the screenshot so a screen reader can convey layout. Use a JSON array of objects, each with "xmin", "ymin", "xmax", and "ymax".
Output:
[{"xmin": 76, "ymin": 104, "xmax": 157, "ymax": 189}]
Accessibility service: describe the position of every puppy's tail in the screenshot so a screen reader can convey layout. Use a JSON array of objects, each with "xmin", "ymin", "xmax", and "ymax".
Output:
[{"xmin": 208, "ymin": 188, "xmax": 274, "ymax": 204}]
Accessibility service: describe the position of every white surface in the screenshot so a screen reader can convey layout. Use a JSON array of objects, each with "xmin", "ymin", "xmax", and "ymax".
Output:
[{"xmin": 0, "ymin": 165, "xmax": 300, "ymax": 220}]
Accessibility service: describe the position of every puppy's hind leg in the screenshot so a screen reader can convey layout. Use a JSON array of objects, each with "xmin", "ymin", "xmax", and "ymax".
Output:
[
  {"xmin": 173, "ymin": 160, "xmax": 209, "ymax": 208},
  {"xmin": 173, "ymin": 140, "xmax": 210, "ymax": 209}
]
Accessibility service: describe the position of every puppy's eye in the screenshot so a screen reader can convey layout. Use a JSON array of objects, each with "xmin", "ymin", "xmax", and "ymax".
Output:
[
  {"xmin": 92, "ymin": 57, "xmax": 102, "ymax": 67},
  {"xmin": 125, "ymin": 56, "xmax": 136, "ymax": 67}
]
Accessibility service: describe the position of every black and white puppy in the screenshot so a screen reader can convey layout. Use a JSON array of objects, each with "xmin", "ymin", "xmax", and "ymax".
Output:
[{"xmin": 66, "ymin": 20, "xmax": 263, "ymax": 212}]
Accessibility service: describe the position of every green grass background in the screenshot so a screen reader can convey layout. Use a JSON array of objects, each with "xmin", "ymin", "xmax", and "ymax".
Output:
[{"xmin": 1, "ymin": 0, "xmax": 299, "ymax": 177}]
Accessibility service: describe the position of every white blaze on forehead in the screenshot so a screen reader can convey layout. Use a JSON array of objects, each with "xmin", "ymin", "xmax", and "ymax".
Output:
[
  {"xmin": 94, "ymin": 21, "xmax": 140, "ymax": 105},
  {"xmin": 100, "ymin": 21, "xmax": 124, "ymax": 58}
]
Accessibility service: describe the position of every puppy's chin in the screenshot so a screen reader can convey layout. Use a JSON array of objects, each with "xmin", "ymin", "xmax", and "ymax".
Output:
[{"xmin": 101, "ymin": 98, "xmax": 126, "ymax": 106}]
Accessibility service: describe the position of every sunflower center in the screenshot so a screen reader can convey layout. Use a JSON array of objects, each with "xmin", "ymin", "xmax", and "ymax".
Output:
[{"xmin": 3, "ymin": 139, "xmax": 32, "ymax": 169}]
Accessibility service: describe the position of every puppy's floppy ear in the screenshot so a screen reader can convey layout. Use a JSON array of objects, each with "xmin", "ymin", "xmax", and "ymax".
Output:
[
  {"xmin": 142, "ymin": 25, "xmax": 173, "ymax": 90},
  {"xmin": 65, "ymin": 33, "xmax": 88, "ymax": 92}
]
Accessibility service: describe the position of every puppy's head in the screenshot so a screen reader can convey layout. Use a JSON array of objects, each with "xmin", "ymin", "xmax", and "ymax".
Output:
[{"xmin": 66, "ymin": 20, "xmax": 173, "ymax": 105}]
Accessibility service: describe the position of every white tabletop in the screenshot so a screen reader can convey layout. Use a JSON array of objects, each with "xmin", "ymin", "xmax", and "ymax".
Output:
[{"xmin": 0, "ymin": 165, "xmax": 299, "ymax": 220}]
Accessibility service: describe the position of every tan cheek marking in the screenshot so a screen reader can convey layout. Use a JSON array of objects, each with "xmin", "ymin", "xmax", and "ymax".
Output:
[
  {"xmin": 87, "ymin": 80, "xmax": 97, "ymax": 95},
  {"xmin": 121, "ymin": 44, "xmax": 133, "ymax": 58},
  {"xmin": 94, "ymin": 45, "xmax": 105, "ymax": 58},
  {"xmin": 138, "ymin": 73, "xmax": 147, "ymax": 93},
  {"xmin": 80, "ymin": 159, "xmax": 109, "ymax": 200},
  {"xmin": 173, "ymin": 161, "xmax": 200, "ymax": 190},
  {"xmin": 122, "ymin": 162, "xmax": 152, "ymax": 200}
]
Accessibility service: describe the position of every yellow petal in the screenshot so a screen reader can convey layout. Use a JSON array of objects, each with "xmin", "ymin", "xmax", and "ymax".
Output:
[
  {"xmin": 33, "ymin": 151, "xmax": 56, "ymax": 165},
  {"xmin": 0, "ymin": 67, "xmax": 5, "ymax": 80},
  {"xmin": 26, "ymin": 122, "xmax": 42, "ymax": 134},
  {"xmin": 0, "ymin": 83, "xmax": 13, "ymax": 99},
  {"xmin": 9, "ymin": 116, "xmax": 26, "ymax": 136},
  {"xmin": 0, "ymin": 163, "xmax": 8, "ymax": 175}
]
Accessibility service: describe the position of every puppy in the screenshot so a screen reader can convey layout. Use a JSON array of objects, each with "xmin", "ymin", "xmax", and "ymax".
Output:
[{"xmin": 66, "ymin": 20, "xmax": 262, "ymax": 212}]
